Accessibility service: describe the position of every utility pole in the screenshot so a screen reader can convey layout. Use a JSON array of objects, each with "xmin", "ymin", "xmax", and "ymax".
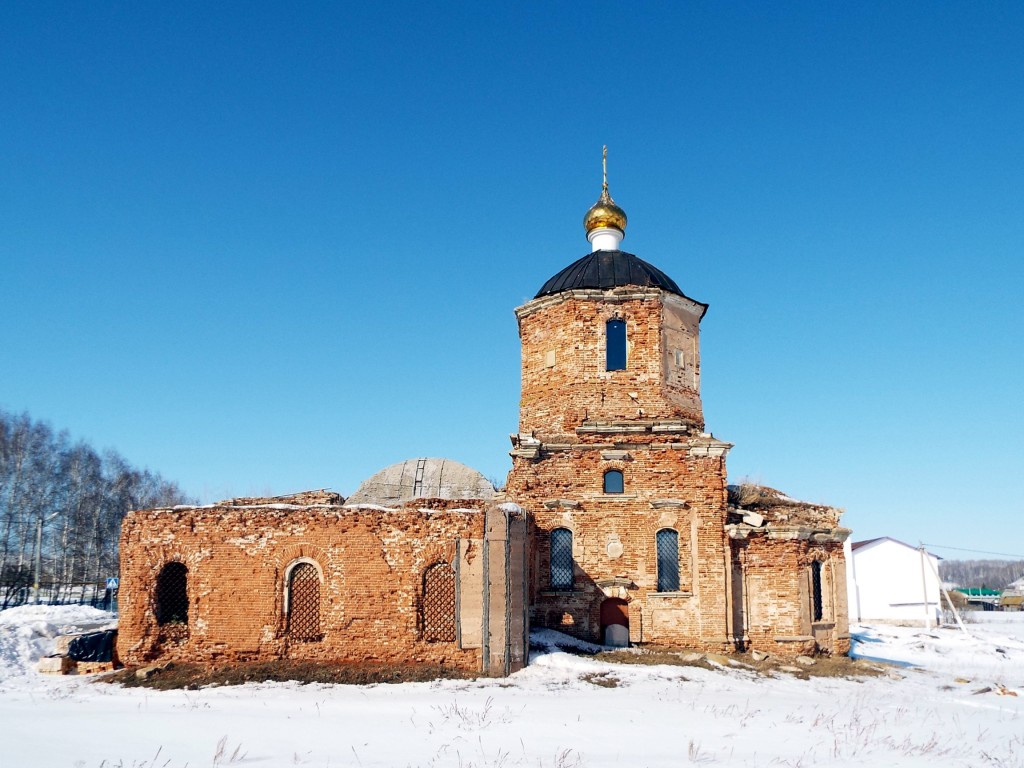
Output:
[{"xmin": 919, "ymin": 544, "xmax": 931, "ymax": 630}]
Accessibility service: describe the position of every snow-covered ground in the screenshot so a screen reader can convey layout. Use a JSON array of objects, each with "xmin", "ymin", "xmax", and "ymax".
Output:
[{"xmin": 0, "ymin": 606, "xmax": 1022, "ymax": 767}]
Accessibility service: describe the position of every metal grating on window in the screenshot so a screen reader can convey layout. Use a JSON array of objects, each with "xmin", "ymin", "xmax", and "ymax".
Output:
[
  {"xmin": 421, "ymin": 562, "xmax": 457, "ymax": 643},
  {"xmin": 155, "ymin": 562, "xmax": 189, "ymax": 626},
  {"xmin": 811, "ymin": 561, "xmax": 823, "ymax": 621},
  {"xmin": 550, "ymin": 528, "xmax": 574, "ymax": 590},
  {"xmin": 287, "ymin": 563, "xmax": 322, "ymax": 642},
  {"xmin": 656, "ymin": 529, "xmax": 680, "ymax": 592}
]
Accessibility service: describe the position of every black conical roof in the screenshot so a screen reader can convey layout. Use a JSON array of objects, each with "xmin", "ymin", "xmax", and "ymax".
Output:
[{"xmin": 535, "ymin": 250, "xmax": 707, "ymax": 317}]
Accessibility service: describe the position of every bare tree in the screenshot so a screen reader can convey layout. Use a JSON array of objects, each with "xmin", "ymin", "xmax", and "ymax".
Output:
[{"xmin": 0, "ymin": 408, "xmax": 193, "ymax": 606}]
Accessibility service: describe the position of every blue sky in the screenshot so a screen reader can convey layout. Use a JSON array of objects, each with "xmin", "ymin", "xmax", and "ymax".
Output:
[{"xmin": 2, "ymin": 2, "xmax": 1022, "ymax": 559}]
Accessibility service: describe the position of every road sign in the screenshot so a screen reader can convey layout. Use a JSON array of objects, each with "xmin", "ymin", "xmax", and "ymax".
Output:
[{"xmin": 106, "ymin": 577, "xmax": 119, "ymax": 590}]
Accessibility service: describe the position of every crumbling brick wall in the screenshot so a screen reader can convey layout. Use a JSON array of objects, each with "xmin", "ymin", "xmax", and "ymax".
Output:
[
  {"xmin": 118, "ymin": 497, "xmax": 528, "ymax": 674},
  {"xmin": 728, "ymin": 496, "xmax": 851, "ymax": 656},
  {"xmin": 507, "ymin": 440, "xmax": 734, "ymax": 651},
  {"xmin": 509, "ymin": 289, "xmax": 734, "ymax": 652},
  {"xmin": 516, "ymin": 289, "xmax": 706, "ymax": 436},
  {"xmin": 508, "ymin": 286, "xmax": 850, "ymax": 658}
]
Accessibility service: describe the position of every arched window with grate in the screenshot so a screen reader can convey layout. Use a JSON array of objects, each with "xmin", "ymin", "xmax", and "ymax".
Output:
[
  {"xmin": 656, "ymin": 529, "xmax": 680, "ymax": 592},
  {"xmin": 606, "ymin": 318, "xmax": 627, "ymax": 371},
  {"xmin": 810, "ymin": 560, "xmax": 824, "ymax": 622},
  {"xmin": 603, "ymin": 469, "xmax": 624, "ymax": 494},
  {"xmin": 154, "ymin": 562, "xmax": 189, "ymax": 626},
  {"xmin": 421, "ymin": 561, "xmax": 457, "ymax": 643},
  {"xmin": 286, "ymin": 561, "xmax": 323, "ymax": 642},
  {"xmin": 550, "ymin": 528, "xmax": 574, "ymax": 590}
]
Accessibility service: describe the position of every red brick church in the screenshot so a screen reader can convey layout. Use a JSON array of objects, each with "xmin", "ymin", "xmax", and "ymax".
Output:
[{"xmin": 118, "ymin": 159, "xmax": 851, "ymax": 675}]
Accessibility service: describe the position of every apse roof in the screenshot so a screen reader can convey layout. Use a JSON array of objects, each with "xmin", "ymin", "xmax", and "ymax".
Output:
[{"xmin": 535, "ymin": 250, "xmax": 707, "ymax": 317}]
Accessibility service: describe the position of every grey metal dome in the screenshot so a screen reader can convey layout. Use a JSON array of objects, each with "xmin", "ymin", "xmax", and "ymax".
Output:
[{"xmin": 346, "ymin": 458, "xmax": 495, "ymax": 507}]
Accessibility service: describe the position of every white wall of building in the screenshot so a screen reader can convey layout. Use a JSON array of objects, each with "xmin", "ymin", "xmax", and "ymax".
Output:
[{"xmin": 846, "ymin": 538, "xmax": 941, "ymax": 625}]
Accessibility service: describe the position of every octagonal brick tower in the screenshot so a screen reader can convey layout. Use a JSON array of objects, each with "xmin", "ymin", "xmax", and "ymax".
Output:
[{"xmin": 506, "ymin": 159, "xmax": 737, "ymax": 651}]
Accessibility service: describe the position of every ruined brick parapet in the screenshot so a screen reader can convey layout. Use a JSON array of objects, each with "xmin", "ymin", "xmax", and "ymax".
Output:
[{"xmin": 727, "ymin": 526, "xmax": 851, "ymax": 656}]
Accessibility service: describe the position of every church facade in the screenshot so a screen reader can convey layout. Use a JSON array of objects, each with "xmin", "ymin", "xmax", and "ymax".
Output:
[
  {"xmin": 117, "ymin": 166, "xmax": 850, "ymax": 675},
  {"xmin": 506, "ymin": 171, "xmax": 850, "ymax": 655}
]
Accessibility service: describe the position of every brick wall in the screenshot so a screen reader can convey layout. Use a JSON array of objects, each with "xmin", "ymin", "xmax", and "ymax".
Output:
[
  {"xmin": 733, "ymin": 535, "xmax": 850, "ymax": 656},
  {"xmin": 508, "ymin": 284, "xmax": 850, "ymax": 658},
  {"xmin": 516, "ymin": 290, "xmax": 705, "ymax": 436},
  {"xmin": 509, "ymin": 286, "xmax": 736, "ymax": 652},
  {"xmin": 118, "ymin": 498, "xmax": 528, "ymax": 674},
  {"xmin": 506, "ymin": 441, "xmax": 737, "ymax": 651}
]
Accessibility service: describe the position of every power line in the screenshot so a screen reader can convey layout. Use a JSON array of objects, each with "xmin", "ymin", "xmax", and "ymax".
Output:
[{"xmin": 923, "ymin": 543, "xmax": 1024, "ymax": 559}]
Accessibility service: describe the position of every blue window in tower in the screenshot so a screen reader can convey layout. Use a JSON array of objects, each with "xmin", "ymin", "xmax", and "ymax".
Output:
[
  {"xmin": 550, "ymin": 528, "xmax": 574, "ymax": 590},
  {"xmin": 603, "ymin": 469, "xmax": 624, "ymax": 494},
  {"xmin": 656, "ymin": 529, "xmax": 680, "ymax": 592},
  {"xmin": 606, "ymin": 319, "xmax": 626, "ymax": 370}
]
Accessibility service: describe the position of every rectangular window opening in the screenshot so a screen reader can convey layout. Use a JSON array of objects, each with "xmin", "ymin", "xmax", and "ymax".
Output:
[{"xmin": 606, "ymin": 319, "xmax": 626, "ymax": 371}]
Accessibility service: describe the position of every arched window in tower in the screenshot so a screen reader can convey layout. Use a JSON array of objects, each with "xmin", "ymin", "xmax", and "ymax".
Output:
[
  {"xmin": 603, "ymin": 469, "xmax": 624, "ymax": 494},
  {"xmin": 550, "ymin": 528, "xmax": 574, "ymax": 590},
  {"xmin": 606, "ymin": 318, "xmax": 627, "ymax": 370},
  {"xmin": 656, "ymin": 529, "xmax": 680, "ymax": 592},
  {"xmin": 154, "ymin": 562, "xmax": 189, "ymax": 626}
]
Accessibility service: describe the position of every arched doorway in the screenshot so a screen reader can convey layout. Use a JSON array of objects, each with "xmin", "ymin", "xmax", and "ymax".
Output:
[{"xmin": 600, "ymin": 598, "xmax": 629, "ymax": 647}]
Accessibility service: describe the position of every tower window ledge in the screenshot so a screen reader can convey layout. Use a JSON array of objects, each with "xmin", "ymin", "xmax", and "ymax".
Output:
[
  {"xmin": 594, "ymin": 494, "xmax": 638, "ymax": 501},
  {"xmin": 647, "ymin": 591, "xmax": 693, "ymax": 599},
  {"xmin": 578, "ymin": 424, "xmax": 651, "ymax": 434},
  {"xmin": 651, "ymin": 423, "xmax": 691, "ymax": 434}
]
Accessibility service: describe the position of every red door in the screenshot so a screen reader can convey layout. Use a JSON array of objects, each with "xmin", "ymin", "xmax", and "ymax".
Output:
[{"xmin": 600, "ymin": 598, "xmax": 629, "ymax": 629}]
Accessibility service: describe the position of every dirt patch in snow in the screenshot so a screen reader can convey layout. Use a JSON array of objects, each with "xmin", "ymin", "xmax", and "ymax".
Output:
[
  {"xmin": 101, "ymin": 660, "xmax": 476, "ymax": 690},
  {"xmin": 587, "ymin": 647, "xmax": 890, "ymax": 679}
]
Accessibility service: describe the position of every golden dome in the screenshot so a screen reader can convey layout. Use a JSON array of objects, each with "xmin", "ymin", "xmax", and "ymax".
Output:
[
  {"xmin": 583, "ymin": 146, "xmax": 627, "ymax": 235},
  {"xmin": 583, "ymin": 187, "xmax": 627, "ymax": 234}
]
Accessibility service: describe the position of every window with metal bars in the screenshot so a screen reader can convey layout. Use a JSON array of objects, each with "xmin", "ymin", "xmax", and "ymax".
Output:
[
  {"xmin": 286, "ymin": 562, "xmax": 323, "ymax": 642},
  {"xmin": 656, "ymin": 529, "xmax": 680, "ymax": 592},
  {"xmin": 606, "ymin": 319, "xmax": 627, "ymax": 371},
  {"xmin": 420, "ymin": 562, "xmax": 457, "ymax": 643},
  {"xmin": 154, "ymin": 562, "xmax": 189, "ymax": 626},
  {"xmin": 810, "ymin": 560, "xmax": 824, "ymax": 622},
  {"xmin": 550, "ymin": 528, "xmax": 574, "ymax": 590}
]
